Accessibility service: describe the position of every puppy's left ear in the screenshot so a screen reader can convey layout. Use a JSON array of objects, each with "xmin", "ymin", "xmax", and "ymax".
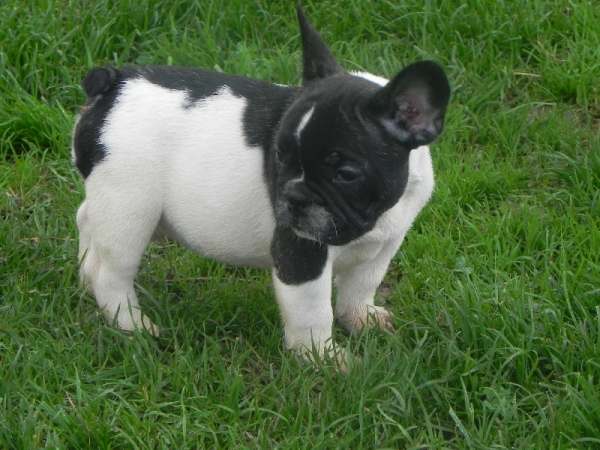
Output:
[
  {"xmin": 297, "ymin": 4, "xmax": 343, "ymax": 84},
  {"xmin": 366, "ymin": 61, "xmax": 451, "ymax": 147}
]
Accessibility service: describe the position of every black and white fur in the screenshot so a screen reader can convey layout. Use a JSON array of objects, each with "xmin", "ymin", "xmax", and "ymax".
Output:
[{"xmin": 73, "ymin": 7, "xmax": 450, "ymax": 359}]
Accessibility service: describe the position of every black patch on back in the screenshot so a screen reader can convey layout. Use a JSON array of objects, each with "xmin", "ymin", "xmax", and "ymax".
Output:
[
  {"xmin": 73, "ymin": 65, "xmax": 298, "ymax": 179},
  {"xmin": 126, "ymin": 66, "xmax": 299, "ymax": 157},
  {"xmin": 271, "ymin": 226, "xmax": 328, "ymax": 285}
]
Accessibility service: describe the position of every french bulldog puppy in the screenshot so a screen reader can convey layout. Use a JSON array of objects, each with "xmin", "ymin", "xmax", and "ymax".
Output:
[{"xmin": 73, "ymin": 6, "xmax": 450, "ymax": 360}]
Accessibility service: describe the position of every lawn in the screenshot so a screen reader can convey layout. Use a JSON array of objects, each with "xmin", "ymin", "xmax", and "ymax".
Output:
[{"xmin": 1, "ymin": 0, "xmax": 599, "ymax": 448}]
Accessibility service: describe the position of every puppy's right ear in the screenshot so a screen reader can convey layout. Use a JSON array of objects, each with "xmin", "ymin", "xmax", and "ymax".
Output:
[
  {"xmin": 365, "ymin": 61, "xmax": 451, "ymax": 148},
  {"xmin": 297, "ymin": 4, "xmax": 343, "ymax": 84}
]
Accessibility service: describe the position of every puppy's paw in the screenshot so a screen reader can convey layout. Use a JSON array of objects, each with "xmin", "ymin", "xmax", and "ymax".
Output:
[
  {"xmin": 336, "ymin": 305, "xmax": 394, "ymax": 335},
  {"xmin": 137, "ymin": 314, "xmax": 161, "ymax": 337},
  {"xmin": 289, "ymin": 342, "xmax": 350, "ymax": 373},
  {"xmin": 106, "ymin": 310, "xmax": 160, "ymax": 337}
]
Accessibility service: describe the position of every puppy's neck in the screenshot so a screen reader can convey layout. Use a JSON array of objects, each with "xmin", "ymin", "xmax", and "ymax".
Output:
[{"xmin": 244, "ymin": 84, "xmax": 300, "ymax": 155}]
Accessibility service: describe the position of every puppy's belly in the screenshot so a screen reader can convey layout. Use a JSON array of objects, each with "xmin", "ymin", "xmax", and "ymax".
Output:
[
  {"xmin": 159, "ymin": 96, "xmax": 275, "ymax": 267},
  {"xmin": 161, "ymin": 185, "xmax": 275, "ymax": 268}
]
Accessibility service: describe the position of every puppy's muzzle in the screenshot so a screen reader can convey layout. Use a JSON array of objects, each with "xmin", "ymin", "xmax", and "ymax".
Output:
[{"xmin": 277, "ymin": 180, "xmax": 331, "ymax": 239}]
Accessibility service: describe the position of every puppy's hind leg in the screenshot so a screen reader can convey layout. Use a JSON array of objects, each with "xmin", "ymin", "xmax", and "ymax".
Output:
[
  {"xmin": 78, "ymin": 180, "xmax": 161, "ymax": 336},
  {"xmin": 76, "ymin": 201, "xmax": 95, "ymax": 291}
]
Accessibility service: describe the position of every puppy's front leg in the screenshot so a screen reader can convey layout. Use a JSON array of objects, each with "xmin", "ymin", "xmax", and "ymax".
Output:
[
  {"xmin": 335, "ymin": 238, "xmax": 404, "ymax": 334},
  {"xmin": 271, "ymin": 228, "xmax": 334, "ymax": 357},
  {"xmin": 273, "ymin": 263, "xmax": 333, "ymax": 355}
]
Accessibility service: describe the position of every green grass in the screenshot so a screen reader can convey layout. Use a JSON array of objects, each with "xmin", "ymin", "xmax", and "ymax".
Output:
[{"xmin": 1, "ymin": 0, "xmax": 599, "ymax": 448}]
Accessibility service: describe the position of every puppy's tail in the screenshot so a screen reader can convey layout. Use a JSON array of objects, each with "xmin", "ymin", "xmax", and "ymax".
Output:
[{"xmin": 82, "ymin": 66, "xmax": 119, "ymax": 98}]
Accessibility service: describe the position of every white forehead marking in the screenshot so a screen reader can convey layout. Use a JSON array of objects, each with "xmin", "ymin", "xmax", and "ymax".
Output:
[
  {"xmin": 351, "ymin": 71, "xmax": 389, "ymax": 87},
  {"xmin": 294, "ymin": 105, "xmax": 315, "ymax": 143}
]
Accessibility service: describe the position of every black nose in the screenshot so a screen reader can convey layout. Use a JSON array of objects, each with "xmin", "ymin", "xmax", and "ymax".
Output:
[
  {"xmin": 284, "ymin": 182, "xmax": 311, "ymax": 208},
  {"xmin": 287, "ymin": 189, "xmax": 309, "ymax": 207}
]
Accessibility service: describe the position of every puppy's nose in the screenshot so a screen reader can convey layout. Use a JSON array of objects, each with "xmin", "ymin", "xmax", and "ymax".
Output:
[
  {"xmin": 284, "ymin": 181, "xmax": 311, "ymax": 208},
  {"xmin": 286, "ymin": 188, "xmax": 310, "ymax": 207}
]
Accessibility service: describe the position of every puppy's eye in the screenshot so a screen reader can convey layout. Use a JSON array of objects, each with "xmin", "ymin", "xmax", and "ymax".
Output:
[
  {"xmin": 324, "ymin": 152, "xmax": 341, "ymax": 166},
  {"xmin": 276, "ymin": 146, "xmax": 293, "ymax": 165},
  {"xmin": 334, "ymin": 165, "xmax": 362, "ymax": 183}
]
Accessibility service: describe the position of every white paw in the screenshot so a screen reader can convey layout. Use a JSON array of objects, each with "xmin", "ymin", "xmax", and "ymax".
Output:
[
  {"xmin": 137, "ymin": 314, "xmax": 160, "ymax": 337},
  {"xmin": 336, "ymin": 305, "xmax": 394, "ymax": 335},
  {"xmin": 104, "ymin": 309, "xmax": 160, "ymax": 337},
  {"xmin": 289, "ymin": 341, "xmax": 350, "ymax": 373}
]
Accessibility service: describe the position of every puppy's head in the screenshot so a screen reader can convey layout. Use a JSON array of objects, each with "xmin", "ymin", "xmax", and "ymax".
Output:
[{"xmin": 274, "ymin": 7, "xmax": 451, "ymax": 245}]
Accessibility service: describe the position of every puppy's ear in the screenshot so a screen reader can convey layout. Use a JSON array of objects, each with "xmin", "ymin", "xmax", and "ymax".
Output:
[
  {"xmin": 366, "ymin": 61, "xmax": 450, "ymax": 147},
  {"xmin": 297, "ymin": 4, "xmax": 343, "ymax": 84}
]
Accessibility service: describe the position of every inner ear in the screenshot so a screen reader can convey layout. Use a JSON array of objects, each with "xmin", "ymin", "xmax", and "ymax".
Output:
[
  {"xmin": 297, "ymin": 5, "xmax": 343, "ymax": 84},
  {"xmin": 367, "ymin": 60, "xmax": 450, "ymax": 147}
]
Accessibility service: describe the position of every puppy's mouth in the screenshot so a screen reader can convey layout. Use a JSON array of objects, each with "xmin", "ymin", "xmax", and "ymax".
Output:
[
  {"xmin": 311, "ymin": 181, "xmax": 371, "ymax": 234},
  {"xmin": 276, "ymin": 201, "xmax": 333, "ymax": 243},
  {"xmin": 275, "ymin": 178, "xmax": 376, "ymax": 245},
  {"xmin": 291, "ymin": 226, "xmax": 320, "ymax": 242}
]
